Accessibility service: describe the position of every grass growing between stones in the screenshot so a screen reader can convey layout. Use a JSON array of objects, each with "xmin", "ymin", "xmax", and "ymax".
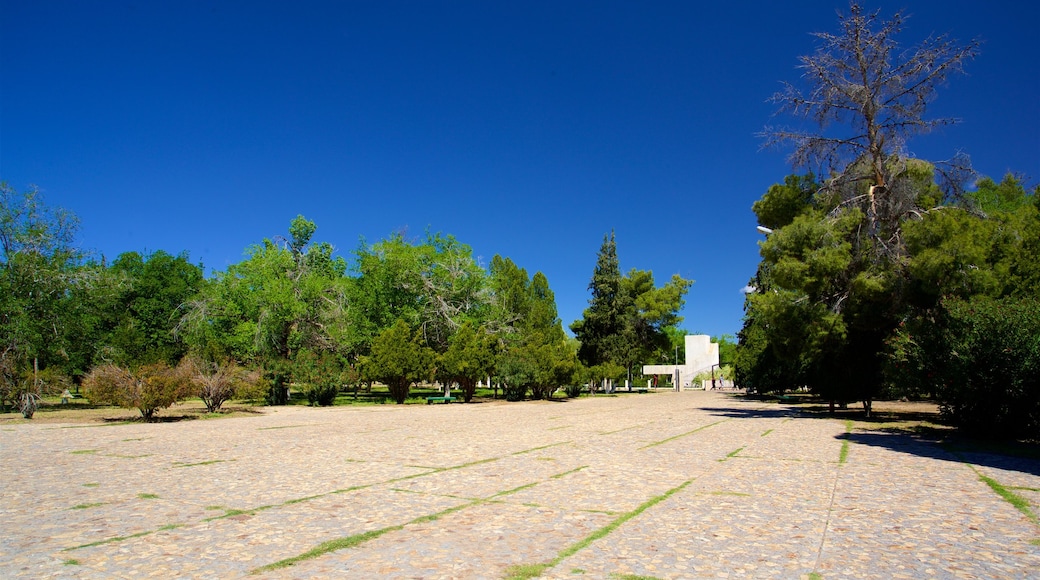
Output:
[
  {"xmin": 64, "ymin": 524, "xmax": 182, "ymax": 551},
  {"xmin": 172, "ymin": 459, "xmax": 232, "ymax": 468},
  {"xmin": 975, "ymin": 471, "xmax": 1038, "ymax": 525},
  {"xmin": 639, "ymin": 420, "xmax": 726, "ymax": 449},
  {"xmin": 137, "ymin": 493, "xmax": 159, "ymax": 499},
  {"xmin": 249, "ymin": 502, "xmax": 479, "ymax": 574},
  {"xmin": 838, "ymin": 420, "xmax": 852, "ymax": 465},
  {"xmin": 504, "ymin": 480, "xmax": 693, "ymax": 579},
  {"xmin": 719, "ymin": 447, "xmax": 743, "ymax": 461},
  {"xmin": 70, "ymin": 503, "xmax": 105, "ymax": 510},
  {"xmin": 251, "ymin": 466, "xmax": 590, "ymax": 574}
]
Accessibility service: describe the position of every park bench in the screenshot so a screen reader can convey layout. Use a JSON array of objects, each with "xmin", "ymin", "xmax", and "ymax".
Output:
[{"xmin": 426, "ymin": 396, "xmax": 456, "ymax": 404}]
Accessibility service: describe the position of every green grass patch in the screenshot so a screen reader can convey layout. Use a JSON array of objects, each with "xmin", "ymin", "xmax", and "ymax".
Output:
[
  {"xmin": 640, "ymin": 420, "xmax": 727, "ymax": 449},
  {"xmin": 172, "ymin": 459, "xmax": 232, "ymax": 468},
  {"xmin": 976, "ymin": 472, "xmax": 1038, "ymax": 525},
  {"xmin": 283, "ymin": 493, "xmax": 330, "ymax": 505},
  {"xmin": 70, "ymin": 502, "xmax": 105, "ymax": 510},
  {"xmin": 257, "ymin": 424, "xmax": 315, "ymax": 431},
  {"xmin": 571, "ymin": 568, "xmax": 585, "ymax": 574},
  {"xmin": 491, "ymin": 482, "xmax": 540, "ymax": 498},
  {"xmin": 513, "ymin": 441, "xmax": 571, "ymax": 455},
  {"xmin": 252, "ymin": 500, "xmax": 481, "ymax": 573},
  {"xmin": 559, "ymin": 480, "xmax": 691, "ymax": 560},
  {"xmin": 137, "ymin": 493, "xmax": 159, "ymax": 499},
  {"xmin": 1009, "ymin": 486, "xmax": 1040, "ymax": 492},
  {"xmin": 82, "ymin": 482, "xmax": 99, "ymax": 488},
  {"xmin": 70, "ymin": 449, "xmax": 99, "ymax": 455},
  {"xmin": 599, "ymin": 424, "xmax": 646, "ymax": 435},
  {"xmin": 808, "ymin": 573, "xmax": 823, "ymax": 580},
  {"xmin": 505, "ymin": 479, "xmax": 695, "ymax": 577},
  {"xmin": 1030, "ymin": 538, "xmax": 1040, "ymax": 546},
  {"xmin": 719, "ymin": 447, "xmax": 743, "ymax": 461},
  {"xmin": 204, "ymin": 505, "xmax": 224, "ymax": 511},
  {"xmin": 838, "ymin": 420, "xmax": 853, "ymax": 465},
  {"xmin": 504, "ymin": 563, "xmax": 552, "ymax": 580},
  {"xmin": 761, "ymin": 429, "xmax": 774, "ymax": 437},
  {"xmin": 64, "ymin": 524, "xmax": 182, "ymax": 551},
  {"xmin": 62, "ymin": 559, "xmax": 80, "ymax": 566},
  {"xmin": 610, "ymin": 574, "xmax": 663, "ymax": 580},
  {"xmin": 53, "ymin": 421, "xmax": 136, "ymax": 429},
  {"xmin": 551, "ymin": 466, "xmax": 587, "ymax": 479},
  {"xmin": 203, "ymin": 505, "xmax": 276, "ymax": 521}
]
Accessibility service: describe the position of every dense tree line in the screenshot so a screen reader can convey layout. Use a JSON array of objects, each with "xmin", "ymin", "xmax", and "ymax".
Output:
[
  {"xmin": 738, "ymin": 3, "xmax": 1039, "ymax": 438},
  {"xmin": 1, "ymin": 189, "xmax": 690, "ymax": 417}
]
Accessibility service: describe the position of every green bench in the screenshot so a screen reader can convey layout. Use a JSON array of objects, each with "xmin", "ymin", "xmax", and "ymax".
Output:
[{"xmin": 426, "ymin": 396, "xmax": 456, "ymax": 404}]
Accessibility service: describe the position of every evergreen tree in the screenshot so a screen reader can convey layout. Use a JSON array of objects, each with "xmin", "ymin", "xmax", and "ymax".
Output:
[{"xmin": 571, "ymin": 231, "xmax": 625, "ymax": 366}]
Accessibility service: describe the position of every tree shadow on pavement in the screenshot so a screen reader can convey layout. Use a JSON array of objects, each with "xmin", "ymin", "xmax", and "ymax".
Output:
[{"xmin": 842, "ymin": 430, "xmax": 1040, "ymax": 478}]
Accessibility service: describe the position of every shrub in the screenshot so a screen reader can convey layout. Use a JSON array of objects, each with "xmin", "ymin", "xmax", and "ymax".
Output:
[
  {"xmin": 914, "ymin": 296, "xmax": 1040, "ymax": 439},
  {"xmin": 503, "ymin": 383, "xmax": 527, "ymax": 402},
  {"xmin": 83, "ymin": 362, "xmax": 192, "ymax": 420},
  {"xmin": 181, "ymin": 356, "xmax": 264, "ymax": 412},
  {"xmin": 292, "ymin": 349, "xmax": 350, "ymax": 407}
]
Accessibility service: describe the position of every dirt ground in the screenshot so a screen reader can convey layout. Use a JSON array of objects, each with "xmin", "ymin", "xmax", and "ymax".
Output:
[
  {"xmin": 0, "ymin": 399, "xmax": 265, "ymax": 425},
  {"xmin": 1, "ymin": 394, "xmax": 943, "ymax": 426}
]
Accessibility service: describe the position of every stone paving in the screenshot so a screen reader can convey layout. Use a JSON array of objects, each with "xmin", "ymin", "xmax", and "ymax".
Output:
[{"xmin": 1, "ymin": 391, "xmax": 1038, "ymax": 579}]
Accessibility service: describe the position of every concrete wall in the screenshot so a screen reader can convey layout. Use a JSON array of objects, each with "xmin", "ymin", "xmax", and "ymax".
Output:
[
  {"xmin": 684, "ymin": 335, "xmax": 719, "ymax": 376},
  {"xmin": 641, "ymin": 335, "xmax": 720, "ymax": 390}
]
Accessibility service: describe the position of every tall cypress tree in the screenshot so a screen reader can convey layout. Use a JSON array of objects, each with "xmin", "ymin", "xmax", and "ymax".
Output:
[{"xmin": 571, "ymin": 231, "xmax": 626, "ymax": 366}]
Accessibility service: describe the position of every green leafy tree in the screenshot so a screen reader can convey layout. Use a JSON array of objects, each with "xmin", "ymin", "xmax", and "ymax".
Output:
[
  {"xmin": 1, "ymin": 184, "xmax": 78, "ymax": 363},
  {"xmin": 180, "ymin": 216, "xmax": 348, "ymax": 403},
  {"xmin": 349, "ymin": 231, "xmax": 488, "ymax": 355},
  {"xmin": 1, "ymin": 183, "xmax": 83, "ymax": 403},
  {"xmin": 571, "ymin": 232, "xmax": 692, "ymax": 384},
  {"xmin": 490, "ymin": 259, "xmax": 576, "ymax": 401},
  {"xmin": 893, "ymin": 296, "xmax": 1040, "ymax": 439},
  {"xmin": 292, "ymin": 349, "xmax": 349, "ymax": 406},
  {"xmin": 367, "ymin": 319, "xmax": 433, "ymax": 404},
  {"xmin": 571, "ymin": 231, "xmax": 625, "ymax": 367},
  {"xmin": 438, "ymin": 321, "xmax": 496, "ymax": 402},
  {"xmin": 101, "ymin": 251, "xmax": 204, "ymax": 366},
  {"xmin": 884, "ymin": 176, "xmax": 1039, "ymax": 403},
  {"xmin": 743, "ymin": 3, "xmax": 980, "ymax": 413}
]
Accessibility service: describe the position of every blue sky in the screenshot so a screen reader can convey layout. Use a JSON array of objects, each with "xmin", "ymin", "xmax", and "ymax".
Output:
[{"xmin": 2, "ymin": 1, "xmax": 1037, "ymax": 338}]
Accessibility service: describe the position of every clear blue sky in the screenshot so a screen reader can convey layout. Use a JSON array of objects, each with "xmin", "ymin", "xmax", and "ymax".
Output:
[{"xmin": 2, "ymin": 1, "xmax": 1037, "ymax": 338}]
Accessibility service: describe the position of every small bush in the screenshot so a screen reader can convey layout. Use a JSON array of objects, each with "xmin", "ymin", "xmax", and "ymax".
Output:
[
  {"xmin": 563, "ymin": 384, "xmax": 584, "ymax": 398},
  {"xmin": 306, "ymin": 382, "xmax": 339, "ymax": 406},
  {"xmin": 923, "ymin": 296, "xmax": 1040, "ymax": 439},
  {"xmin": 503, "ymin": 383, "xmax": 527, "ymax": 402},
  {"xmin": 83, "ymin": 362, "xmax": 192, "ymax": 420}
]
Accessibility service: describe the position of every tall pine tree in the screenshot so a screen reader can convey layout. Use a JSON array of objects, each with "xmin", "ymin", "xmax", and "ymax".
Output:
[{"xmin": 571, "ymin": 231, "xmax": 627, "ymax": 366}]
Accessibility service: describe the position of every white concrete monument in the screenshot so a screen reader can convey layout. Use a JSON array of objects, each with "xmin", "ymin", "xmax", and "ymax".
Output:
[{"xmin": 642, "ymin": 335, "xmax": 719, "ymax": 390}]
